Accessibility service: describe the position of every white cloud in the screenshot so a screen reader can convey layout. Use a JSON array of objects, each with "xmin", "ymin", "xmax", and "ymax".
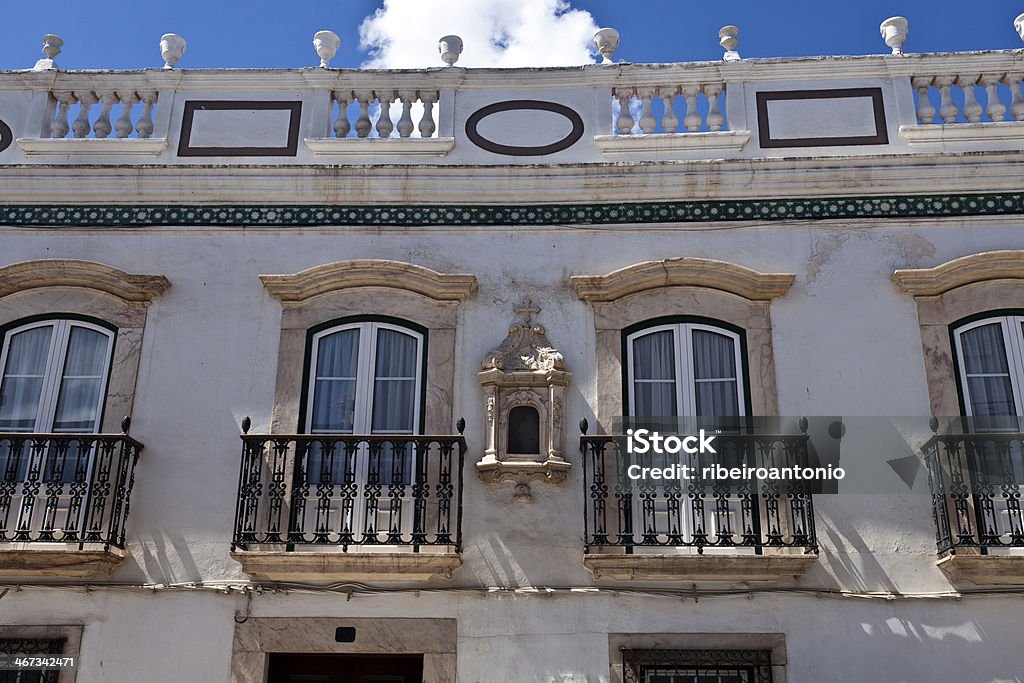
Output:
[{"xmin": 358, "ymin": 0, "xmax": 601, "ymax": 68}]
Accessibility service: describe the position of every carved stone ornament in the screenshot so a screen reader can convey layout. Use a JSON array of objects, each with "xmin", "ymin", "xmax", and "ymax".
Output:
[{"xmin": 477, "ymin": 298, "xmax": 571, "ymax": 501}]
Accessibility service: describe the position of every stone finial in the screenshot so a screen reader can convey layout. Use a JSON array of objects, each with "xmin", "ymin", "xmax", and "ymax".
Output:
[
  {"xmin": 33, "ymin": 34, "xmax": 63, "ymax": 71},
  {"xmin": 313, "ymin": 30, "xmax": 341, "ymax": 68},
  {"xmin": 1015, "ymin": 13, "xmax": 1024, "ymax": 41},
  {"xmin": 160, "ymin": 33, "xmax": 187, "ymax": 69},
  {"xmin": 593, "ymin": 27, "xmax": 619, "ymax": 64},
  {"xmin": 880, "ymin": 16, "xmax": 908, "ymax": 55},
  {"xmin": 719, "ymin": 25, "xmax": 740, "ymax": 62},
  {"xmin": 438, "ymin": 35, "xmax": 463, "ymax": 66}
]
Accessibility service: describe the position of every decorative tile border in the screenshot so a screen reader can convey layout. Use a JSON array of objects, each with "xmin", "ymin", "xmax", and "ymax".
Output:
[{"xmin": 0, "ymin": 193, "xmax": 1021, "ymax": 227}]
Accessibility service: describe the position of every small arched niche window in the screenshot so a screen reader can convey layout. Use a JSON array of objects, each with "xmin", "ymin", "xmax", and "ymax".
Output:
[
  {"xmin": 626, "ymin": 320, "xmax": 747, "ymax": 418},
  {"xmin": 953, "ymin": 315, "xmax": 1024, "ymax": 420},
  {"xmin": 507, "ymin": 405, "xmax": 541, "ymax": 455},
  {"xmin": 0, "ymin": 318, "xmax": 116, "ymax": 434}
]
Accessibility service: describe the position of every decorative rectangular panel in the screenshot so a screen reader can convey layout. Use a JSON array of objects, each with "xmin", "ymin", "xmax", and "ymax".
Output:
[
  {"xmin": 756, "ymin": 88, "xmax": 888, "ymax": 148},
  {"xmin": 177, "ymin": 101, "xmax": 302, "ymax": 156}
]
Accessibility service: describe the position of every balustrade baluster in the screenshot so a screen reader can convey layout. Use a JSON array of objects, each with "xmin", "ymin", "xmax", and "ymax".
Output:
[
  {"xmin": 705, "ymin": 83, "xmax": 725, "ymax": 131},
  {"xmin": 397, "ymin": 90, "xmax": 415, "ymax": 138},
  {"xmin": 93, "ymin": 92, "xmax": 117, "ymax": 138},
  {"xmin": 375, "ymin": 91, "xmax": 395, "ymax": 138},
  {"xmin": 72, "ymin": 91, "xmax": 97, "ymax": 138},
  {"xmin": 980, "ymin": 75, "xmax": 1006, "ymax": 122},
  {"xmin": 956, "ymin": 75, "xmax": 982, "ymax": 123},
  {"xmin": 934, "ymin": 77, "xmax": 959, "ymax": 124},
  {"xmin": 659, "ymin": 86, "xmax": 679, "ymax": 133},
  {"xmin": 354, "ymin": 91, "xmax": 373, "ymax": 138},
  {"xmin": 682, "ymin": 86, "xmax": 702, "ymax": 132},
  {"xmin": 637, "ymin": 87, "xmax": 656, "ymax": 134},
  {"xmin": 332, "ymin": 91, "xmax": 351, "ymax": 138},
  {"xmin": 50, "ymin": 92, "xmax": 75, "ymax": 138},
  {"xmin": 114, "ymin": 91, "xmax": 137, "ymax": 138},
  {"xmin": 615, "ymin": 91, "xmax": 634, "ymax": 134},
  {"xmin": 911, "ymin": 77, "xmax": 936, "ymax": 124},
  {"xmin": 135, "ymin": 92, "xmax": 156, "ymax": 139},
  {"xmin": 418, "ymin": 91, "xmax": 437, "ymax": 138},
  {"xmin": 1003, "ymin": 74, "xmax": 1024, "ymax": 121}
]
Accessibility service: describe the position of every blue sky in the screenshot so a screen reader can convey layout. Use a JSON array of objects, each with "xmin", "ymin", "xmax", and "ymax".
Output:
[{"xmin": 1, "ymin": 0, "xmax": 1023, "ymax": 71}]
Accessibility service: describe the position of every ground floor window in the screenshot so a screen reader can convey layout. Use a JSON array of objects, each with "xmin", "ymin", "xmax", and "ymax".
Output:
[
  {"xmin": 0, "ymin": 637, "xmax": 66, "ymax": 683},
  {"xmin": 622, "ymin": 649, "xmax": 773, "ymax": 683},
  {"xmin": 267, "ymin": 653, "xmax": 423, "ymax": 683}
]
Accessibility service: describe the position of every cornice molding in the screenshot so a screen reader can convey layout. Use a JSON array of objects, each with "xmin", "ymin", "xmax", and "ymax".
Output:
[
  {"xmin": 0, "ymin": 259, "xmax": 170, "ymax": 302},
  {"xmin": 571, "ymin": 257, "xmax": 795, "ymax": 303},
  {"xmin": 259, "ymin": 259, "xmax": 478, "ymax": 303},
  {"xmin": 892, "ymin": 250, "xmax": 1024, "ymax": 296}
]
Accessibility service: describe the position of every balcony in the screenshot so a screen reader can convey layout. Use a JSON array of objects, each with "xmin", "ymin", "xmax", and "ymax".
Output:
[
  {"xmin": 924, "ymin": 426, "xmax": 1024, "ymax": 585},
  {"xmin": 0, "ymin": 425, "xmax": 142, "ymax": 577},
  {"xmin": 579, "ymin": 429, "xmax": 817, "ymax": 582},
  {"xmin": 230, "ymin": 428, "xmax": 466, "ymax": 582}
]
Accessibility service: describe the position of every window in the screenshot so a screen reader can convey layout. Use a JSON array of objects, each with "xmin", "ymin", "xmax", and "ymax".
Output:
[
  {"xmin": 306, "ymin": 320, "xmax": 423, "ymax": 437},
  {"xmin": 626, "ymin": 321, "xmax": 745, "ymax": 419},
  {"xmin": 0, "ymin": 319, "xmax": 115, "ymax": 434},
  {"xmin": 622, "ymin": 650, "xmax": 773, "ymax": 683},
  {"xmin": 953, "ymin": 315, "xmax": 1024, "ymax": 421},
  {"xmin": 0, "ymin": 637, "xmax": 66, "ymax": 683}
]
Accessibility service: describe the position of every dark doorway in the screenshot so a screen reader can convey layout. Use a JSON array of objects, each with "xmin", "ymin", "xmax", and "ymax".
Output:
[{"xmin": 267, "ymin": 653, "xmax": 424, "ymax": 683}]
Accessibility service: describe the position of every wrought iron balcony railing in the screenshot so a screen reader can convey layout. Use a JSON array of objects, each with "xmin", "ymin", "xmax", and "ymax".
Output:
[
  {"xmin": 0, "ymin": 420, "xmax": 142, "ymax": 551},
  {"xmin": 924, "ymin": 428, "xmax": 1024, "ymax": 554},
  {"xmin": 232, "ymin": 426, "xmax": 466, "ymax": 553},
  {"xmin": 580, "ymin": 427, "xmax": 817, "ymax": 554}
]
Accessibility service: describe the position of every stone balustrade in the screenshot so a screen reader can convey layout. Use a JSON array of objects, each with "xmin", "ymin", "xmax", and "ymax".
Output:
[
  {"xmin": 48, "ymin": 89, "xmax": 158, "ymax": 139},
  {"xmin": 3, "ymin": 50, "xmax": 1024, "ymax": 164},
  {"xmin": 911, "ymin": 71, "xmax": 1024, "ymax": 124},
  {"xmin": 612, "ymin": 80, "xmax": 727, "ymax": 134},
  {"xmin": 330, "ymin": 88, "xmax": 438, "ymax": 139}
]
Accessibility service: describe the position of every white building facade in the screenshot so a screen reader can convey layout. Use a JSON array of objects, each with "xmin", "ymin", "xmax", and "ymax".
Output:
[{"xmin": 0, "ymin": 42, "xmax": 1024, "ymax": 682}]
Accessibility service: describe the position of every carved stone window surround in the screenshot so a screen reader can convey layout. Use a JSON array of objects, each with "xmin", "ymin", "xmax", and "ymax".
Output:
[
  {"xmin": 570, "ymin": 258, "xmax": 794, "ymax": 427},
  {"xmin": 0, "ymin": 259, "xmax": 170, "ymax": 433},
  {"xmin": 893, "ymin": 250, "xmax": 1024, "ymax": 416}
]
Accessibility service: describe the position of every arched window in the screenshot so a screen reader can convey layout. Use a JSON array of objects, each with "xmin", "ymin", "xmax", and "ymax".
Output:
[
  {"xmin": 305, "ymin": 320, "xmax": 424, "ymax": 436},
  {"xmin": 626, "ymin": 320, "xmax": 746, "ymax": 418},
  {"xmin": 0, "ymin": 318, "xmax": 115, "ymax": 434},
  {"xmin": 953, "ymin": 315, "xmax": 1024, "ymax": 419}
]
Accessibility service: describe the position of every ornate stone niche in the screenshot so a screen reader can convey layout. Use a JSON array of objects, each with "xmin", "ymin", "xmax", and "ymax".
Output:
[{"xmin": 477, "ymin": 299, "xmax": 571, "ymax": 500}]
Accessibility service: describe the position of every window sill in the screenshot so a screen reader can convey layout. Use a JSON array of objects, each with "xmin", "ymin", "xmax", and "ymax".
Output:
[
  {"xmin": 583, "ymin": 552, "xmax": 817, "ymax": 582},
  {"xmin": 936, "ymin": 553, "xmax": 1024, "ymax": 585},
  {"xmin": 0, "ymin": 544, "xmax": 125, "ymax": 577},
  {"xmin": 231, "ymin": 550, "xmax": 462, "ymax": 582},
  {"xmin": 17, "ymin": 137, "xmax": 168, "ymax": 156},
  {"xmin": 303, "ymin": 137, "xmax": 455, "ymax": 157},
  {"xmin": 594, "ymin": 130, "xmax": 751, "ymax": 156}
]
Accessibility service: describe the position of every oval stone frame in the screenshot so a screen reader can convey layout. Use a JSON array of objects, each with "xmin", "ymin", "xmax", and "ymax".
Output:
[
  {"xmin": 465, "ymin": 100, "xmax": 585, "ymax": 156},
  {"xmin": 0, "ymin": 119, "xmax": 12, "ymax": 153}
]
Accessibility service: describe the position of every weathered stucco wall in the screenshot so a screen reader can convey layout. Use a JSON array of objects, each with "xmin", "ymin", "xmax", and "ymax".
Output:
[{"xmin": 1, "ymin": 215, "xmax": 1022, "ymax": 681}]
